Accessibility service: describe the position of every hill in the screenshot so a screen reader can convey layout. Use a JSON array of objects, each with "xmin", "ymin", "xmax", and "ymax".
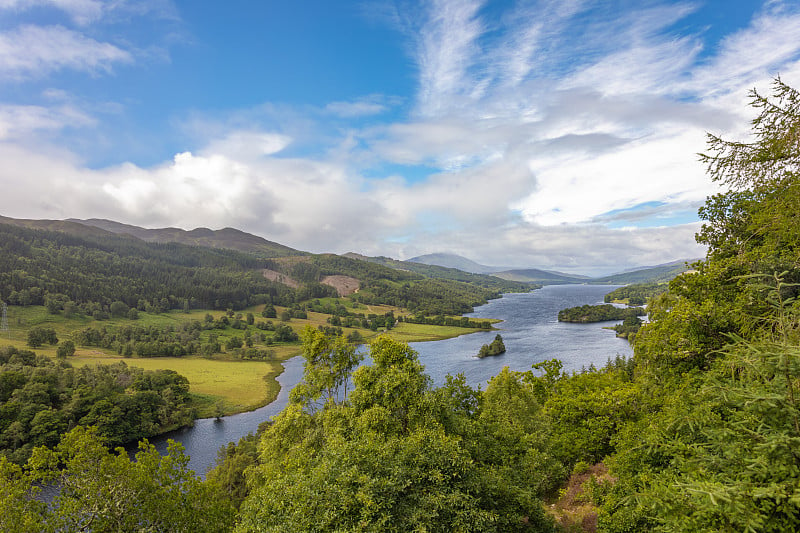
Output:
[
  {"xmin": 406, "ymin": 253, "xmax": 503, "ymax": 274},
  {"xmin": 0, "ymin": 221, "xmax": 296, "ymax": 311},
  {"xmin": 343, "ymin": 253, "xmax": 534, "ymax": 293},
  {"xmin": 0, "ymin": 214, "xmax": 116, "ymax": 238},
  {"xmin": 68, "ymin": 218, "xmax": 304, "ymax": 258},
  {"xmin": 493, "ymin": 268, "xmax": 589, "ymax": 284},
  {"xmin": 591, "ymin": 259, "xmax": 697, "ymax": 284}
]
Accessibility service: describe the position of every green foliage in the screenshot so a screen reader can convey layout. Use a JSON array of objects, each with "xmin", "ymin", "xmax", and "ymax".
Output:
[
  {"xmin": 0, "ymin": 346, "xmax": 194, "ymax": 463},
  {"xmin": 597, "ymin": 79, "xmax": 800, "ymax": 532},
  {"xmin": 290, "ymin": 326, "xmax": 363, "ymax": 407},
  {"xmin": 0, "ymin": 223, "xmax": 296, "ymax": 312},
  {"xmin": 612, "ymin": 315, "xmax": 642, "ymax": 339},
  {"xmin": 604, "ymin": 282, "xmax": 668, "ymax": 305},
  {"xmin": 0, "ymin": 455, "xmax": 48, "ymax": 533},
  {"xmin": 207, "ymin": 427, "xmax": 266, "ymax": 509},
  {"xmin": 55, "ymin": 340, "xmax": 75, "ymax": 358},
  {"xmin": 3, "ymin": 426, "xmax": 235, "ymax": 531},
  {"xmin": 236, "ymin": 337, "xmax": 562, "ymax": 532},
  {"xmin": 26, "ymin": 326, "xmax": 57, "ymax": 347},
  {"xmin": 558, "ymin": 304, "xmax": 646, "ymax": 323},
  {"xmin": 477, "ymin": 334, "xmax": 506, "ymax": 357},
  {"xmin": 604, "ymin": 336, "xmax": 800, "ymax": 532},
  {"xmin": 543, "ymin": 367, "xmax": 640, "ymax": 466}
]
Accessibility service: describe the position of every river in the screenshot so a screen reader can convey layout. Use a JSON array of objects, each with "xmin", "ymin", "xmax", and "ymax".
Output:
[{"xmin": 148, "ymin": 284, "xmax": 633, "ymax": 476}]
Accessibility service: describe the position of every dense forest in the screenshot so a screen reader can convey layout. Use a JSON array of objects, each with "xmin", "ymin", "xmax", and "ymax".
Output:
[
  {"xmin": 1, "ymin": 79, "xmax": 800, "ymax": 531},
  {"xmin": 0, "ymin": 224, "xmax": 295, "ymax": 311},
  {"xmin": 603, "ymin": 282, "xmax": 667, "ymax": 305},
  {"xmin": 0, "ymin": 221, "xmax": 533, "ymax": 324},
  {"xmin": 0, "ymin": 346, "xmax": 194, "ymax": 464}
]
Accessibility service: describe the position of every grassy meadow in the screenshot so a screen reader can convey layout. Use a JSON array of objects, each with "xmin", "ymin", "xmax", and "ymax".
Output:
[{"xmin": 1, "ymin": 301, "xmax": 493, "ymax": 416}]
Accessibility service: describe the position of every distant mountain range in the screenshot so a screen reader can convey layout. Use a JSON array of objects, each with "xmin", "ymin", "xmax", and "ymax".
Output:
[
  {"xmin": 589, "ymin": 259, "xmax": 697, "ymax": 284},
  {"xmin": 407, "ymin": 252, "xmax": 697, "ymax": 285},
  {"xmin": 407, "ymin": 253, "xmax": 505, "ymax": 274}
]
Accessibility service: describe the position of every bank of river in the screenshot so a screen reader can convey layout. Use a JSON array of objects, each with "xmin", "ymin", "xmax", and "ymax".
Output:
[{"xmin": 150, "ymin": 284, "xmax": 632, "ymax": 476}]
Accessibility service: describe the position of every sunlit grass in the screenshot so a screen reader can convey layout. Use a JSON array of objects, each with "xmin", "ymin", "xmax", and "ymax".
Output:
[
  {"xmin": 2, "ymin": 303, "xmax": 497, "ymax": 414},
  {"xmin": 69, "ymin": 350, "xmax": 288, "ymax": 416}
]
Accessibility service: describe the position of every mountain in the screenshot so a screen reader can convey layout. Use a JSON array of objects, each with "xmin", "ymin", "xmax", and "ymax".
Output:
[
  {"xmin": 67, "ymin": 218, "xmax": 304, "ymax": 258},
  {"xmin": 406, "ymin": 252, "xmax": 591, "ymax": 283},
  {"xmin": 0, "ymin": 215, "xmax": 116, "ymax": 238},
  {"xmin": 342, "ymin": 253, "xmax": 534, "ymax": 293},
  {"xmin": 407, "ymin": 253, "xmax": 503, "ymax": 274},
  {"xmin": 493, "ymin": 268, "xmax": 590, "ymax": 284},
  {"xmin": 591, "ymin": 259, "xmax": 698, "ymax": 284},
  {"xmin": 406, "ymin": 251, "xmax": 696, "ymax": 285}
]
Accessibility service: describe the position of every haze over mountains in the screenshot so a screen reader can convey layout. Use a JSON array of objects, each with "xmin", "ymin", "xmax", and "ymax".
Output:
[{"xmin": 408, "ymin": 253, "xmax": 696, "ymax": 285}]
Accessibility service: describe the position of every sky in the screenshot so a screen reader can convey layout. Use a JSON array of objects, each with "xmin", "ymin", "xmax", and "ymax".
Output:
[{"xmin": 1, "ymin": 0, "xmax": 799, "ymax": 275}]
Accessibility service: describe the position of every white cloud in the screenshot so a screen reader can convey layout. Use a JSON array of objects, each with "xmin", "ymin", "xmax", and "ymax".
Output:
[
  {"xmin": 684, "ymin": 7, "xmax": 800, "ymax": 98},
  {"xmin": 325, "ymin": 97, "xmax": 389, "ymax": 118},
  {"xmin": 0, "ymin": 25, "xmax": 132, "ymax": 79},
  {"xmin": 415, "ymin": 0, "xmax": 485, "ymax": 116},
  {"xmin": 2, "ymin": 0, "xmax": 800, "ymax": 274},
  {"xmin": 0, "ymin": 103, "xmax": 95, "ymax": 139},
  {"xmin": 201, "ymin": 131, "xmax": 292, "ymax": 161},
  {"xmin": 0, "ymin": 0, "xmax": 104, "ymax": 25}
]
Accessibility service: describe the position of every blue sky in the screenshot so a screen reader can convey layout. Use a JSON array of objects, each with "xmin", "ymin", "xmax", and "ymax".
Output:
[{"xmin": 1, "ymin": 0, "xmax": 799, "ymax": 275}]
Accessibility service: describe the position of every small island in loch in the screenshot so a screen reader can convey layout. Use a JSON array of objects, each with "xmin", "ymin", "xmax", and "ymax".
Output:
[{"xmin": 476, "ymin": 334, "xmax": 506, "ymax": 358}]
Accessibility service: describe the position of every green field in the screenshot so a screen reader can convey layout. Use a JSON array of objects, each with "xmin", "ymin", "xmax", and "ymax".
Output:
[
  {"xmin": 68, "ymin": 351, "xmax": 290, "ymax": 417},
  {"xmin": 1, "ymin": 303, "xmax": 495, "ymax": 416}
]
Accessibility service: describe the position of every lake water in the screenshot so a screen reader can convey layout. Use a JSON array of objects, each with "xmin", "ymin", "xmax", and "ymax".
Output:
[{"xmin": 148, "ymin": 284, "xmax": 632, "ymax": 476}]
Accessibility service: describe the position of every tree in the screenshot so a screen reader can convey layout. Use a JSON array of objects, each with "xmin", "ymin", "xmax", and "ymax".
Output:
[
  {"xmin": 290, "ymin": 326, "xmax": 362, "ymax": 407},
  {"xmin": 699, "ymin": 77, "xmax": 800, "ymax": 191},
  {"xmin": 600, "ymin": 79, "xmax": 800, "ymax": 532},
  {"xmin": 237, "ymin": 337, "xmax": 561, "ymax": 532},
  {"xmin": 26, "ymin": 326, "xmax": 57, "ymax": 348},
  {"xmin": 15, "ymin": 426, "xmax": 236, "ymax": 532},
  {"xmin": 56, "ymin": 340, "xmax": 75, "ymax": 358},
  {"xmin": 109, "ymin": 300, "xmax": 129, "ymax": 317},
  {"xmin": 477, "ymin": 334, "xmax": 506, "ymax": 358}
]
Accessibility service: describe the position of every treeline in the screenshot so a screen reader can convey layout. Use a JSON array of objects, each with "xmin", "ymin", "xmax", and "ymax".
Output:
[
  {"xmin": 351, "ymin": 253, "xmax": 534, "ymax": 292},
  {"xmin": 0, "ymin": 223, "xmax": 296, "ymax": 311},
  {"xmin": 0, "ymin": 346, "xmax": 194, "ymax": 464},
  {"xmin": 401, "ymin": 314, "xmax": 493, "ymax": 329},
  {"xmin": 72, "ymin": 316, "xmax": 300, "ymax": 358},
  {"xmin": 354, "ymin": 278, "xmax": 503, "ymax": 315},
  {"xmin": 603, "ymin": 282, "xmax": 667, "ymax": 305},
  {"xmin": 557, "ymin": 304, "xmax": 646, "ymax": 323}
]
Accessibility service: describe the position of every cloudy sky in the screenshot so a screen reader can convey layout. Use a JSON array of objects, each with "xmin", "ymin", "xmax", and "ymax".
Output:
[{"xmin": 1, "ymin": 0, "xmax": 799, "ymax": 275}]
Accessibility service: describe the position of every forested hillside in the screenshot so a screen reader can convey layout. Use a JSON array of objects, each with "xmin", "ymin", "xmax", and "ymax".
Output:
[
  {"xmin": 0, "ymin": 222, "xmax": 526, "ymax": 317},
  {"xmin": 0, "ymin": 224, "xmax": 295, "ymax": 311},
  {"xmin": 2, "ymin": 80, "xmax": 800, "ymax": 532},
  {"xmin": 267, "ymin": 253, "xmax": 534, "ymax": 316}
]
